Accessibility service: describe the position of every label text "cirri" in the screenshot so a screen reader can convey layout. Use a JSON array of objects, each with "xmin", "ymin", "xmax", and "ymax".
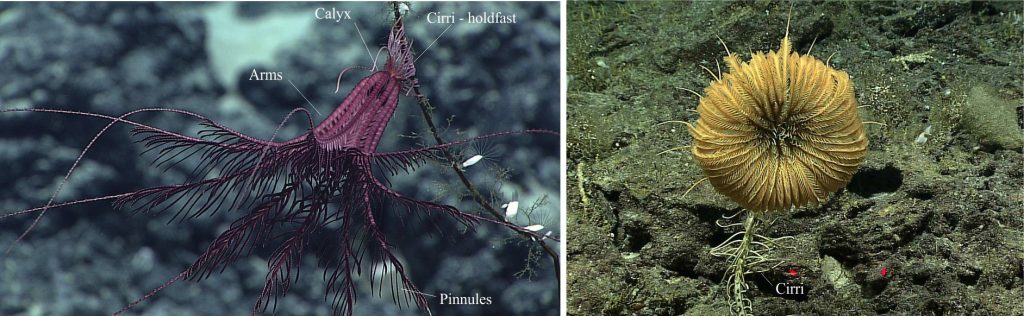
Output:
[{"xmin": 426, "ymin": 11, "xmax": 518, "ymax": 24}]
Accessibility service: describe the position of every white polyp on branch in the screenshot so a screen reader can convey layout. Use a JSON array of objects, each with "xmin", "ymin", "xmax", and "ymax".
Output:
[
  {"xmin": 504, "ymin": 201, "xmax": 519, "ymax": 220},
  {"xmin": 398, "ymin": 2, "xmax": 410, "ymax": 16},
  {"xmin": 461, "ymin": 155, "xmax": 484, "ymax": 168},
  {"xmin": 524, "ymin": 224, "xmax": 543, "ymax": 232}
]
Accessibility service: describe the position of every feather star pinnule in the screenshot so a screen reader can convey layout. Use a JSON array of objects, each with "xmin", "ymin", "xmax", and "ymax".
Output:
[{"xmin": 687, "ymin": 31, "xmax": 868, "ymax": 212}]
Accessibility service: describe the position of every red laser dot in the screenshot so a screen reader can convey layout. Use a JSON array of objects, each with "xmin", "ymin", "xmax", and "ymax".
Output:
[
  {"xmin": 881, "ymin": 267, "xmax": 889, "ymax": 277},
  {"xmin": 788, "ymin": 268, "xmax": 798, "ymax": 277}
]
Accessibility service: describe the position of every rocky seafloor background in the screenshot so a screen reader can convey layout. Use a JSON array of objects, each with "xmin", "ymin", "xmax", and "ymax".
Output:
[
  {"xmin": 0, "ymin": 2, "xmax": 559, "ymax": 316},
  {"xmin": 568, "ymin": 1, "xmax": 1021, "ymax": 315}
]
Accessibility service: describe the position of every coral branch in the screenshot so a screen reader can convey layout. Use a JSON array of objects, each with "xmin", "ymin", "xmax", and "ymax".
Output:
[{"xmin": 389, "ymin": 2, "xmax": 561, "ymax": 282}]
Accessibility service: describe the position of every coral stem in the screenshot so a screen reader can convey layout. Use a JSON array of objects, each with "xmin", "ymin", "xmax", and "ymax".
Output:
[
  {"xmin": 728, "ymin": 211, "xmax": 758, "ymax": 315},
  {"xmin": 389, "ymin": 2, "xmax": 560, "ymax": 282}
]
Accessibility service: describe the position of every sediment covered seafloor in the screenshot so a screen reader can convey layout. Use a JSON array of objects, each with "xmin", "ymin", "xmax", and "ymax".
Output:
[{"xmin": 568, "ymin": 1, "xmax": 1021, "ymax": 315}]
